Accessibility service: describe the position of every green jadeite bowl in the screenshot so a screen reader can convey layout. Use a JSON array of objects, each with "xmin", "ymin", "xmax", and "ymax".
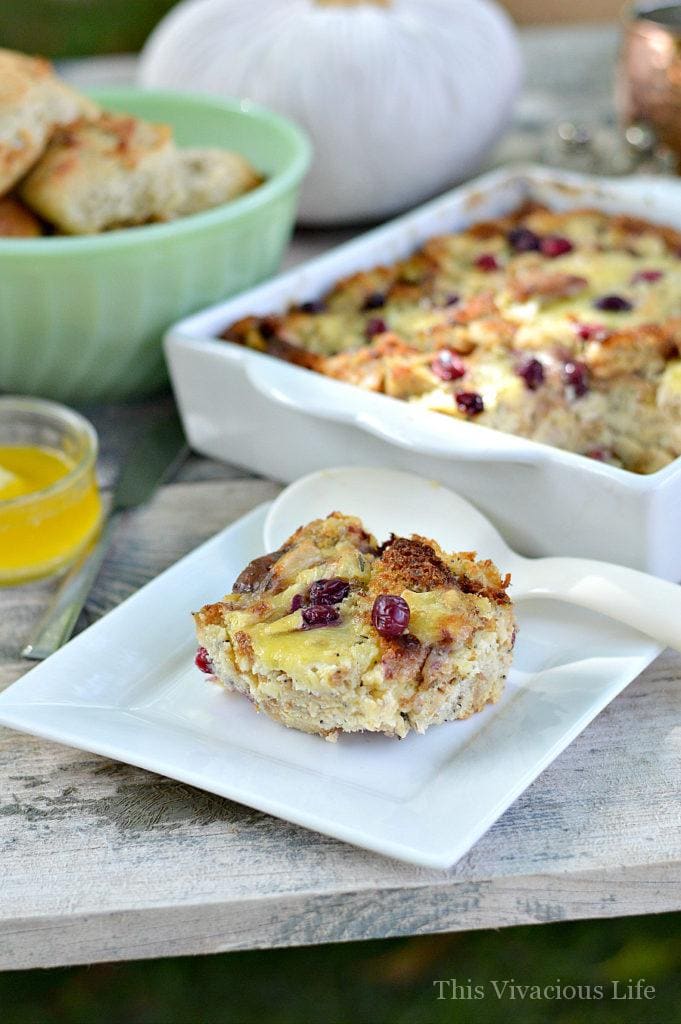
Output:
[{"xmin": 0, "ymin": 88, "xmax": 311, "ymax": 402}]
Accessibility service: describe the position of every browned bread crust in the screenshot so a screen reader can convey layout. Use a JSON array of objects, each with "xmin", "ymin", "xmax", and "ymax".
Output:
[
  {"xmin": 220, "ymin": 204, "xmax": 681, "ymax": 474},
  {"xmin": 194, "ymin": 513, "xmax": 515, "ymax": 740},
  {"xmin": 19, "ymin": 113, "xmax": 181, "ymax": 234},
  {"xmin": 0, "ymin": 194, "xmax": 42, "ymax": 236},
  {"xmin": 0, "ymin": 48, "xmax": 98, "ymax": 195}
]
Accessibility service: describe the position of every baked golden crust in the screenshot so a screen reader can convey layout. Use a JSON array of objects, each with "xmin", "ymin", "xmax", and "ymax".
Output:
[
  {"xmin": 0, "ymin": 46, "xmax": 265, "ymax": 234},
  {"xmin": 0, "ymin": 48, "xmax": 98, "ymax": 196},
  {"xmin": 170, "ymin": 147, "xmax": 262, "ymax": 217},
  {"xmin": 19, "ymin": 113, "xmax": 182, "ymax": 234},
  {"xmin": 194, "ymin": 513, "xmax": 515, "ymax": 740},
  {"xmin": 221, "ymin": 204, "xmax": 681, "ymax": 474},
  {"xmin": 0, "ymin": 194, "xmax": 42, "ymax": 236}
]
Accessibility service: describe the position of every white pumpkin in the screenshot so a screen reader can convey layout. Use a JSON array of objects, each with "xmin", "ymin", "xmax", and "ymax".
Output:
[{"xmin": 139, "ymin": 0, "xmax": 522, "ymax": 226}]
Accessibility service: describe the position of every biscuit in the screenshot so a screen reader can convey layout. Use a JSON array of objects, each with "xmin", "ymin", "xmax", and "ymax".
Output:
[
  {"xmin": 19, "ymin": 112, "xmax": 182, "ymax": 234},
  {"xmin": 171, "ymin": 147, "xmax": 262, "ymax": 217},
  {"xmin": 0, "ymin": 49, "xmax": 97, "ymax": 196},
  {"xmin": 0, "ymin": 194, "xmax": 42, "ymax": 236},
  {"xmin": 194, "ymin": 512, "xmax": 515, "ymax": 740}
]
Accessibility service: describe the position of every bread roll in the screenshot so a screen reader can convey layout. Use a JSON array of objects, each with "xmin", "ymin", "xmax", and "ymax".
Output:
[
  {"xmin": 171, "ymin": 147, "xmax": 262, "ymax": 216},
  {"xmin": 20, "ymin": 112, "xmax": 183, "ymax": 234},
  {"xmin": 0, "ymin": 49, "xmax": 98, "ymax": 195}
]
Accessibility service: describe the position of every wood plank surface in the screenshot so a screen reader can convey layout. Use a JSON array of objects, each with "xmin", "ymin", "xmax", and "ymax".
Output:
[{"xmin": 0, "ymin": 478, "xmax": 680, "ymax": 971}]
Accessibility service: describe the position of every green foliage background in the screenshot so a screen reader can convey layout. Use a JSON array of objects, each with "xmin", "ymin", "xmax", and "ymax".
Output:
[
  {"xmin": 2, "ymin": 913, "xmax": 680, "ymax": 1024},
  {"xmin": 0, "ymin": 1, "xmax": 178, "ymax": 57}
]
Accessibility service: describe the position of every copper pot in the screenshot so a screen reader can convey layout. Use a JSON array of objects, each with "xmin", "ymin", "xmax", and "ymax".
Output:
[{"xmin": 617, "ymin": 4, "xmax": 681, "ymax": 158}]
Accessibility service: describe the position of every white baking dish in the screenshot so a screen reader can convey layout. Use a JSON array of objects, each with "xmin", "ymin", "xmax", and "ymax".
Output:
[{"xmin": 165, "ymin": 165, "xmax": 681, "ymax": 580}]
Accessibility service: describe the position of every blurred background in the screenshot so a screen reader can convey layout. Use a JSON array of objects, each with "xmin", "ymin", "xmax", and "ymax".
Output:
[
  {"xmin": 1, "ymin": 2, "xmax": 679, "ymax": 1023},
  {"xmin": 0, "ymin": 1, "xmax": 626, "ymax": 56},
  {"xmin": 506, "ymin": 0, "xmax": 621, "ymax": 22}
]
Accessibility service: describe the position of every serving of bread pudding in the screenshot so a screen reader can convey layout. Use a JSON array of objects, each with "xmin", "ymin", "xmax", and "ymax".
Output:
[
  {"xmin": 223, "ymin": 204, "xmax": 681, "ymax": 474},
  {"xmin": 0, "ymin": 47, "xmax": 263, "ymax": 235},
  {"xmin": 194, "ymin": 513, "xmax": 515, "ymax": 741}
]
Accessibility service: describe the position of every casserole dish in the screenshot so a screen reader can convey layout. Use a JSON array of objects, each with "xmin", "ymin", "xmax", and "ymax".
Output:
[{"xmin": 165, "ymin": 165, "xmax": 681, "ymax": 580}]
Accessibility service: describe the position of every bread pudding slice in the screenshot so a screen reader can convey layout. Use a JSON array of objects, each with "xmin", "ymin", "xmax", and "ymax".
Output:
[{"xmin": 194, "ymin": 513, "xmax": 515, "ymax": 740}]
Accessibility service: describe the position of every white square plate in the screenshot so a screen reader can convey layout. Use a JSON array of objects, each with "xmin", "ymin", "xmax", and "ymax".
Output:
[{"xmin": 0, "ymin": 502, "xmax": 660, "ymax": 869}]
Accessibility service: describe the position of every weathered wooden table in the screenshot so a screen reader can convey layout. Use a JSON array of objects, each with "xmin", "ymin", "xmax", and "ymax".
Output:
[{"xmin": 1, "ymin": 26, "xmax": 680, "ymax": 973}]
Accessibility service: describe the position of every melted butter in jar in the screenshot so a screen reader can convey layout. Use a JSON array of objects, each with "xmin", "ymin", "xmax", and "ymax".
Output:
[{"xmin": 0, "ymin": 444, "xmax": 102, "ymax": 585}]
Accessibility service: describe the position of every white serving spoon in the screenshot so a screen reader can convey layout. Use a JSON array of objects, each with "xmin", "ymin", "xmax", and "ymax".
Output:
[{"xmin": 264, "ymin": 467, "xmax": 681, "ymax": 653}]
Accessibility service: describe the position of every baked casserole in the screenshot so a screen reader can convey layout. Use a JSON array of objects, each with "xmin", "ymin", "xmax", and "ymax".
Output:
[
  {"xmin": 222, "ymin": 204, "xmax": 681, "ymax": 474},
  {"xmin": 194, "ymin": 513, "xmax": 515, "ymax": 740}
]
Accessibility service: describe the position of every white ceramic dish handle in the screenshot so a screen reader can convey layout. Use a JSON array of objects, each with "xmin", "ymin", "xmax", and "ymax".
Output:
[
  {"xmin": 246, "ymin": 357, "xmax": 545, "ymax": 465},
  {"xmin": 515, "ymin": 555, "xmax": 681, "ymax": 651}
]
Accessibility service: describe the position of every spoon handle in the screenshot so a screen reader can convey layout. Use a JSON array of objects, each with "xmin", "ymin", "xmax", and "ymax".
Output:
[{"xmin": 515, "ymin": 557, "xmax": 681, "ymax": 652}]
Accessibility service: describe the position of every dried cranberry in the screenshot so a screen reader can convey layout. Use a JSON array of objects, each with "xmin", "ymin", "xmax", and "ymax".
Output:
[
  {"xmin": 431, "ymin": 349, "xmax": 466, "ymax": 381},
  {"xmin": 516, "ymin": 357, "xmax": 545, "ymax": 391},
  {"xmin": 455, "ymin": 391, "xmax": 485, "ymax": 415},
  {"xmin": 195, "ymin": 647, "xmax": 214, "ymax": 674},
  {"xmin": 309, "ymin": 577, "xmax": 350, "ymax": 605},
  {"xmin": 508, "ymin": 227, "xmax": 540, "ymax": 252},
  {"xmin": 475, "ymin": 253, "xmax": 500, "ymax": 272},
  {"xmin": 540, "ymin": 235, "xmax": 573, "ymax": 258},
  {"xmin": 259, "ymin": 318, "xmax": 277, "ymax": 340},
  {"xmin": 366, "ymin": 317, "xmax": 387, "ymax": 338},
  {"xmin": 563, "ymin": 360, "xmax": 590, "ymax": 397},
  {"xmin": 586, "ymin": 447, "xmax": 613, "ymax": 462},
  {"xmin": 290, "ymin": 594, "xmax": 304, "ymax": 612},
  {"xmin": 631, "ymin": 269, "xmax": 664, "ymax": 284},
  {"xmin": 299, "ymin": 299, "xmax": 326, "ymax": 314},
  {"xmin": 574, "ymin": 322, "xmax": 608, "ymax": 341},
  {"xmin": 372, "ymin": 594, "xmax": 410, "ymax": 638},
  {"xmin": 363, "ymin": 291, "xmax": 386, "ymax": 310},
  {"xmin": 594, "ymin": 294, "xmax": 633, "ymax": 312},
  {"xmin": 301, "ymin": 605, "xmax": 340, "ymax": 629}
]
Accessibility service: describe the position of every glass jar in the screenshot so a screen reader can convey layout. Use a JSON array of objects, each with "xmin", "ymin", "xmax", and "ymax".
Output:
[{"xmin": 0, "ymin": 397, "xmax": 103, "ymax": 585}]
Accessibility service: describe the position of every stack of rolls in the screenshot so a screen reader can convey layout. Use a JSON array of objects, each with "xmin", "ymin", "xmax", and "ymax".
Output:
[{"xmin": 0, "ymin": 48, "xmax": 263, "ymax": 236}]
